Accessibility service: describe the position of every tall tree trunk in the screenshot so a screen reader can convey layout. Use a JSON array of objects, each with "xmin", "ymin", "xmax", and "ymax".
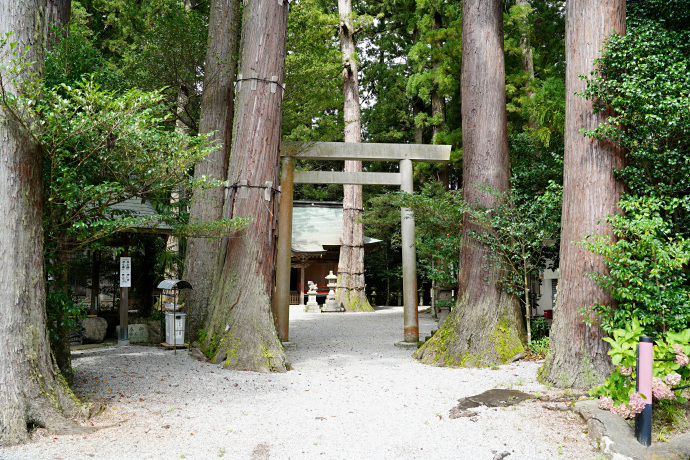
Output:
[
  {"xmin": 415, "ymin": 0, "xmax": 525, "ymax": 367},
  {"xmin": 202, "ymin": 0, "xmax": 290, "ymax": 372},
  {"xmin": 1, "ymin": 1, "xmax": 86, "ymax": 445},
  {"xmin": 335, "ymin": 0, "xmax": 372, "ymax": 312},
  {"xmin": 44, "ymin": 0, "xmax": 71, "ymax": 50},
  {"xmin": 184, "ymin": 0, "xmax": 240, "ymax": 342},
  {"xmin": 539, "ymin": 0, "xmax": 626, "ymax": 389}
]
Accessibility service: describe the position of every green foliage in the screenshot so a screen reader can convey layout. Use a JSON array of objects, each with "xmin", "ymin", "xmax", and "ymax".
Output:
[
  {"xmin": 283, "ymin": 0, "xmax": 343, "ymax": 142},
  {"xmin": 396, "ymin": 182, "xmax": 464, "ymax": 287},
  {"xmin": 528, "ymin": 336, "xmax": 550, "ymax": 359},
  {"xmin": 592, "ymin": 319, "xmax": 690, "ymax": 407},
  {"xmin": 521, "ymin": 77, "xmax": 565, "ymax": 147},
  {"xmin": 45, "ymin": 7, "xmax": 119, "ymax": 90},
  {"xmin": 580, "ymin": 18, "xmax": 690, "ymax": 207},
  {"xmin": 463, "ymin": 183, "xmax": 562, "ymax": 306},
  {"xmin": 122, "ymin": 3, "xmax": 207, "ymax": 133},
  {"xmin": 46, "ymin": 281, "xmax": 86, "ymax": 341},
  {"xmin": 531, "ymin": 317, "xmax": 550, "ymax": 342},
  {"xmin": 580, "ymin": 196, "xmax": 690, "ymax": 335}
]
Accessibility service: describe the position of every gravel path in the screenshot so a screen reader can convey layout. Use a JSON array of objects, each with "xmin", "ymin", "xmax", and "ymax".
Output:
[{"xmin": 2, "ymin": 306, "xmax": 597, "ymax": 460}]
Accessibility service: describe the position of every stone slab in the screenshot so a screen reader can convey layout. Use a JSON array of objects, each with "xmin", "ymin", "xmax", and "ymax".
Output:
[
  {"xmin": 574, "ymin": 399, "xmax": 690, "ymax": 460},
  {"xmin": 115, "ymin": 324, "xmax": 149, "ymax": 343}
]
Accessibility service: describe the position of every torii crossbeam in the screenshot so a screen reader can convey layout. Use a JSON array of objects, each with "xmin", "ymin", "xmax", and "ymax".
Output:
[{"xmin": 275, "ymin": 141, "xmax": 451, "ymax": 346}]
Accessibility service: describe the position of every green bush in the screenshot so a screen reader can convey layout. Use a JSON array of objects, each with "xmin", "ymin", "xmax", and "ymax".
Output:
[
  {"xmin": 580, "ymin": 195, "xmax": 690, "ymax": 335},
  {"xmin": 592, "ymin": 318, "xmax": 690, "ymax": 418}
]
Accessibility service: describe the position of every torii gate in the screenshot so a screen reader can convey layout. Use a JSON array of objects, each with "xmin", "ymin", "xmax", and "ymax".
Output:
[{"xmin": 275, "ymin": 141, "xmax": 451, "ymax": 346}]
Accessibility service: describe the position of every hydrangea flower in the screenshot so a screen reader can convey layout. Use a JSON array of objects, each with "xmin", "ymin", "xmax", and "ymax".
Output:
[
  {"xmin": 665, "ymin": 372, "xmax": 682, "ymax": 387},
  {"xmin": 598, "ymin": 396, "xmax": 614, "ymax": 410},
  {"xmin": 628, "ymin": 392, "xmax": 646, "ymax": 414},
  {"xmin": 619, "ymin": 366, "xmax": 633, "ymax": 376},
  {"xmin": 652, "ymin": 377, "xmax": 677, "ymax": 401},
  {"xmin": 612, "ymin": 404, "xmax": 632, "ymax": 419},
  {"xmin": 673, "ymin": 344, "xmax": 690, "ymax": 366}
]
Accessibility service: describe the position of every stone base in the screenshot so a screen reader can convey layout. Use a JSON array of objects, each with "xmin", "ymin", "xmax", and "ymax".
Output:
[
  {"xmin": 304, "ymin": 302, "xmax": 321, "ymax": 313},
  {"xmin": 115, "ymin": 324, "xmax": 149, "ymax": 343},
  {"xmin": 322, "ymin": 298, "xmax": 344, "ymax": 312},
  {"xmin": 394, "ymin": 341, "xmax": 419, "ymax": 350}
]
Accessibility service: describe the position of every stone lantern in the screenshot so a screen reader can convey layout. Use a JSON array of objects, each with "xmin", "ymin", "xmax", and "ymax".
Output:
[
  {"xmin": 304, "ymin": 281, "xmax": 321, "ymax": 313},
  {"xmin": 322, "ymin": 270, "xmax": 344, "ymax": 312}
]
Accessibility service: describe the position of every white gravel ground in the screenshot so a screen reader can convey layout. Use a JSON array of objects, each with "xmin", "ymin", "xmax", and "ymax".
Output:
[{"xmin": 2, "ymin": 306, "xmax": 598, "ymax": 460}]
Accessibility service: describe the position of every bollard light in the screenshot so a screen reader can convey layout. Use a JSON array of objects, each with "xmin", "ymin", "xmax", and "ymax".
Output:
[{"xmin": 635, "ymin": 336, "xmax": 654, "ymax": 446}]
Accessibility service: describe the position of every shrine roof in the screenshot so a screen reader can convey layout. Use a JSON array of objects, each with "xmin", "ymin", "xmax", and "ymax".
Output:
[{"xmin": 291, "ymin": 201, "xmax": 380, "ymax": 254}]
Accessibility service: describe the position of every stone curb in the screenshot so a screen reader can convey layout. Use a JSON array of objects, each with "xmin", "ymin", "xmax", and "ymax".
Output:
[{"xmin": 574, "ymin": 400, "xmax": 690, "ymax": 459}]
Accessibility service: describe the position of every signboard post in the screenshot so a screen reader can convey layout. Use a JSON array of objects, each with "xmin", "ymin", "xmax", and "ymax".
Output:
[{"xmin": 119, "ymin": 257, "xmax": 131, "ymax": 345}]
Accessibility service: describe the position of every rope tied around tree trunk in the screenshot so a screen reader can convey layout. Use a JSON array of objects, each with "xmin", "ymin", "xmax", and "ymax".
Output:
[{"xmin": 225, "ymin": 180, "xmax": 281, "ymax": 201}]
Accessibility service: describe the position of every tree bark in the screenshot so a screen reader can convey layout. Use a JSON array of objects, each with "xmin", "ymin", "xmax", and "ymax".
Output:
[
  {"xmin": 202, "ymin": 0, "xmax": 290, "ymax": 372},
  {"xmin": 44, "ymin": 0, "xmax": 71, "ymax": 50},
  {"xmin": 335, "ymin": 0, "xmax": 372, "ymax": 312},
  {"xmin": 415, "ymin": 0, "xmax": 525, "ymax": 367},
  {"xmin": 539, "ymin": 0, "xmax": 626, "ymax": 389},
  {"xmin": 1, "ymin": 1, "xmax": 87, "ymax": 445},
  {"xmin": 183, "ymin": 0, "xmax": 240, "ymax": 342}
]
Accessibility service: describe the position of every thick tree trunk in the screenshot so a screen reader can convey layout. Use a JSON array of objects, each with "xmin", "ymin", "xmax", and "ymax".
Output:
[
  {"xmin": 539, "ymin": 0, "xmax": 625, "ymax": 389},
  {"xmin": 184, "ymin": 0, "xmax": 240, "ymax": 342},
  {"xmin": 415, "ymin": 0, "xmax": 525, "ymax": 367},
  {"xmin": 44, "ymin": 0, "xmax": 71, "ymax": 50},
  {"xmin": 1, "ymin": 1, "xmax": 87, "ymax": 445},
  {"xmin": 202, "ymin": 0, "xmax": 290, "ymax": 372},
  {"xmin": 336, "ymin": 0, "xmax": 372, "ymax": 312}
]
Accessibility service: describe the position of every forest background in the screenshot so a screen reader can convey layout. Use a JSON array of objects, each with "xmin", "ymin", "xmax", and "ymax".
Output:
[{"xmin": 1, "ymin": 0, "xmax": 690, "ymax": 445}]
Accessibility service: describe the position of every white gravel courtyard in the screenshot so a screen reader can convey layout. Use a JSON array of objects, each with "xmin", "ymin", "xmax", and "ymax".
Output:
[{"xmin": 1, "ymin": 305, "xmax": 597, "ymax": 460}]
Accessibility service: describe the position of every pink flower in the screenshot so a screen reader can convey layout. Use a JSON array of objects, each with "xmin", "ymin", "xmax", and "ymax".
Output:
[
  {"xmin": 675, "ymin": 353, "xmax": 690, "ymax": 367},
  {"xmin": 674, "ymin": 344, "xmax": 684, "ymax": 354},
  {"xmin": 628, "ymin": 392, "xmax": 646, "ymax": 414},
  {"xmin": 619, "ymin": 366, "xmax": 633, "ymax": 376},
  {"xmin": 599, "ymin": 396, "xmax": 615, "ymax": 410},
  {"xmin": 611, "ymin": 403, "xmax": 633, "ymax": 419},
  {"xmin": 665, "ymin": 372, "xmax": 682, "ymax": 387},
  {"xmin": 652, "ymin": 377, "xmax": 677, "ymax": 401}
]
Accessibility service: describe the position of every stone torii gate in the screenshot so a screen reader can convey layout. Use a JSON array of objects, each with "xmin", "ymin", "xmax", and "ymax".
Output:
[{"xmin": 275, "ymin": 141, "xmax": 451, "ymax": 346}]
